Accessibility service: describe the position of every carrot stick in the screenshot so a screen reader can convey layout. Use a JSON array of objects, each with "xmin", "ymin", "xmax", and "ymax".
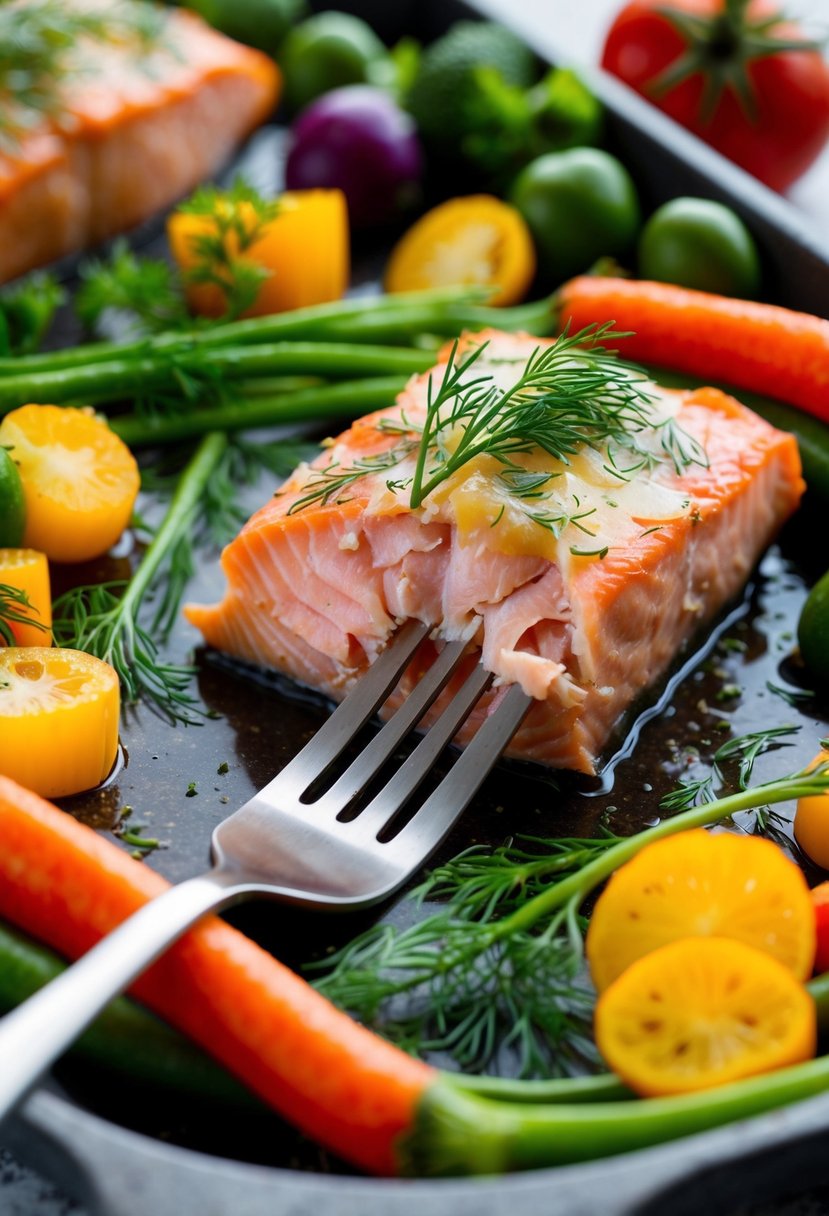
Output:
[
  {"xmin": 558, "ymin": 277, "xmax": 829, "ymax": 423},
  {"xmin": 0, "ymin": 776, "xmax": 434, "ymax": 1175}
]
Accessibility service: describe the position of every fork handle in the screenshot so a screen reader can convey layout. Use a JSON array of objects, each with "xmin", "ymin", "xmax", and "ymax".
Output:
[{"xmin": 0, "ymin": 867, "xmax": 242, "ymax": 1127}]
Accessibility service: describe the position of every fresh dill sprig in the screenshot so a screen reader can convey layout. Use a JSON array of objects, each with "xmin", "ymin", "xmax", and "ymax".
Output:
[
  {"xmin": 660, "ymin": 725, "xmax": 800, "ymax": 812},
  {"xmin": 408, "ymin": 326, "xmax": 664, "ymax": 510},
  {"xmin": 0, "ymin": 273, "xmax": 65, "ymax": 356},
  {"xmin": 0, "ymin": 1, "xmax": 166, "ymax": 143},
  {"xmin": 76, "ymin": 242, "xmax": 189, "ymax": 337},
  {"xmin": 313, "ymin": 760, "xmax": 829, "ymax": 1076},
  {"xmin": 0, "ymin": 584, "xmax": 48, "ymax": 646},
  {"xmin": 52, "ymin": 433, "xmax": 229, "ymax": 723},
  {"xmin": 177, "ymin": 179, "xmax": 281, "ymax": 321},
  {"xmin": 286, "ymin": 441, "xmax": 419, "ymax": 514}
]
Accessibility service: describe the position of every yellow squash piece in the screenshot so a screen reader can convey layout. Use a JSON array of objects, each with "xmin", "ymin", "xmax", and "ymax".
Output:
[
  {"xmin": 384, "ymin": 194, "xmax": 536, "ymax": 307},
  {"xmin": 794, "ymin": 748, "xmax": 829, "ymax": 869},
  {"xmin": 167, "ymin": 188, "xmax": 349, "ymax": 318},
  {"xmin": 0, "ymin": 648, "xmax": 119, "ymax": 798},
  {"xmin": 0, "ymin": 549, "xmax": 51, "ymax": 647},
  {"xmin": 595, "ymin": 937, "xmax": 816, "ymax": 1097},
  {"xmin": 586, "ymin": 830, "xmax": 816, "ymax": 992},
  {"xmin": 0, "ymin": 405, "xmax": 140, "ymax": 564}
]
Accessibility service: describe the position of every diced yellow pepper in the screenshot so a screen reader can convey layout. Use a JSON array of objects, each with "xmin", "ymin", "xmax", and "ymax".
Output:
[{"xmin": 0, "ymin": 549, "xmax": 51, "ymax": 647}]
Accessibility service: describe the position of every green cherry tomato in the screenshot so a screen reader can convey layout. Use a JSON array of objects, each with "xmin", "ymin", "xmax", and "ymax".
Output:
[
  {"xmin": 280, "ymin": 12, "xmax": 387, "ymax": 114},
  {"xmin": 510, "ymin": 148, "xmax": 640, "ymax": 281},
  {"xmin": 638, "ymin": 197, "xmax": 761, "ymax": 298},
  {"xmin": 799, "ymin": 567, "xmax": 829, "ymax": 686},
  {"xmin": 0, "ymin": 446, "xmax": 25, "ymax": 548}
]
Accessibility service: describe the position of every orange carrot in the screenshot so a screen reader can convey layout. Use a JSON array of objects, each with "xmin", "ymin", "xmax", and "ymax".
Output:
[
  {"xmin": 0, "ymin": 776, "xmax": 435, "ymax": 1175},
  {"xmin": 558, "ymin": 277, "xmax": 829, "ymax": 423}
]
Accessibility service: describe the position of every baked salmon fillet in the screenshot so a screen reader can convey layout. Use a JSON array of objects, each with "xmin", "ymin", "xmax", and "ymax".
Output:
[
  {"xmin": 0, "ymin": 0, "xmax": 280, "ymax": 283},
  {"xmin": 186, "ymin": 330, "xmax": 804, "ymax": 774}
]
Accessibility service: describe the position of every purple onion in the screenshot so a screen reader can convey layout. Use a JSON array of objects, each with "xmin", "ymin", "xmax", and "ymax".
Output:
[{"xmin": 285, "ymin": 86, "xmax": 423, "ymax": 227}]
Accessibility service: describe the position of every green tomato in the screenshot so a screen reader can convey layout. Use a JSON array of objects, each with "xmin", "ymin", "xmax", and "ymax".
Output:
[
  {"xmin": 182, "ymin": 0, "xmax": 306, "ymax": 53},
  {"xmin": 799, "ymin": 567, "xmax": 829, "ymax": 686},
  {"xmin": 638, "ymin": 197, "xmax": 761, "ymax": 298},
  {"xmin": 280, "ymin": 12, "xmax": 387, "ymax": 114},
  {"xmin": 510, "ymin": 148, "xmax": 640, "ymax": 281},
  {"xmin": 0, "ymin": 447, "xmax": 25, "ymax": 548}
]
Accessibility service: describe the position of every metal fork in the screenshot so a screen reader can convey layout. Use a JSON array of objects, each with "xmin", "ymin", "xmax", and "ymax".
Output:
[{"xmin": 0, "ymin": 619, "xmax": 531, "ymax": 1125}]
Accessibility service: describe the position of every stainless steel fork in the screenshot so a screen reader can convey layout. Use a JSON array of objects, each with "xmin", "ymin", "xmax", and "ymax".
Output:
[{"xmin": 0, "ymin": 619, "xmax": 531, "ymax": 1125}]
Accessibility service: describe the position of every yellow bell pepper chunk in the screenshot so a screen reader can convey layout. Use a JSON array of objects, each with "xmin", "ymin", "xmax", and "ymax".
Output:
[
  {"xmin": 0, "ymin": 549, "xmax": 51, "ymax": 647},
  {"xmin": 0, "ymin": 648, "xmax": 120, "ymax": 798},
  {"xmin": 167, "ymin": 188, "xmax": 349, "ymax": 318}
]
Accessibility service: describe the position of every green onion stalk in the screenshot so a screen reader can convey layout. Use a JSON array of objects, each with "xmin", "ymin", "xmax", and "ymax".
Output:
[
  {"xmin": 0, "ymin": 288, "xmax": 557, "ymax": 384},
  {"xmin": 0, "ymin": 342, "xmax": 433, "ymax": 414},
  {"xmin": 111, "ymin": 377, "xmax": 412, "ymax": 448},
  {"xmin": 52, "ymin": 432, "xmax": 230, "ymax": 723}
]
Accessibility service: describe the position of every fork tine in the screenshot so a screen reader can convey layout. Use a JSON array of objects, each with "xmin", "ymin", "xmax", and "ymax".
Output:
[
  {"xmin": 380, "ymin": 681, "xmax": 532, "ymax": 860},
  {"xmin": 347, "ymin": 659, "xmax": 493, "ymax": 839},
  {"xmin": 272, "ymin": 618, "xmax": 428, "ymax": 800},
  {"xmin": 309, "ymin": 638, "xmax": 473, "ymax": 818}
]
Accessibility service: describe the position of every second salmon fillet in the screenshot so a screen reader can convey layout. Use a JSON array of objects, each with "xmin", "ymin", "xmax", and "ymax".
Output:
[{"xmin": 186, "ymin": 330, "xmax": 803, "ymax": 774}]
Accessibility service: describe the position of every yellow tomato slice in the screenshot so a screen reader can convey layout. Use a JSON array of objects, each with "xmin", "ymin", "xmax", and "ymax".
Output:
[
  {"xmin": 384, "ymin": 195, "xmax": 536, "ymax": 307},
  {"xmin": 586, "ymin": 830, "xmax": 816, "ymax": 992},
  {"xmin": 167, "ymin": 189, "xmax": 349, "ymax": 318},
  {"xmin": 0, "ymin": 405, "xmax": 140, "ymax": 564},
  {"xmin": 0, "ymin": 647, "xmax": 119, "ymax": 797},
  {"xmin": 0, "ymin": 549, "xmax": 51, "ymax": 647},
  {"xmin": 595, "ymin": 937, "xmax": 816, "ymax": 1097}
]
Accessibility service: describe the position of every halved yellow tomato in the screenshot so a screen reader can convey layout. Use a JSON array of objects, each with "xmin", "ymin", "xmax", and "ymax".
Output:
[
  {"xmin": 385, "ymin": 195, "xmax": 535, "ymax": 306},
  {"xmin": 0, "ymin": 647, "xmax": 119, "ymax": 797},
  {"xmin": 0, "ymin": 405, "xmax": 140, "ymax": 564},
  {"xmin": 595, "ymin": 937, "xmax": 816, "ymax": 1098}
]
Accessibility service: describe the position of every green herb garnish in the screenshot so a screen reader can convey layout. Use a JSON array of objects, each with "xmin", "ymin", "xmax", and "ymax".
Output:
[
  {"xmin": 178, "ymin": 180, "xmax": 281, "ymax": 321},
  {"xmin": 0, "ymin": 585, "xmax": 47, "ymax": 646}
]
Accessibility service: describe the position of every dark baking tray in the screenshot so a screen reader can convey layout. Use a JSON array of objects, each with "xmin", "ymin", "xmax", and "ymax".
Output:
[{"xmin": 5, "ymin": 1, "xmax": 829, "ymax": 1213}]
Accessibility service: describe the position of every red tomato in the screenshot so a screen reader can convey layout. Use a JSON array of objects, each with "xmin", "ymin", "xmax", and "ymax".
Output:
[
  {"xmin": 601, "ymin": 0, "xmax": 829, "ymax": 191},
  {"xmin": 812, "ymin": 881, "xmax": 829, "ymax": 974}
]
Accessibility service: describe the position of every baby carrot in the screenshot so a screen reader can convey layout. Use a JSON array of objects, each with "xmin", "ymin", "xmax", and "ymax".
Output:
[
  {"xmin": 557, "ymin": 276, "xmax": 829, "ymax": 424},
  {"xmin": 0, "ymin": 776, "xmax": 434, "ymax": 1176}
]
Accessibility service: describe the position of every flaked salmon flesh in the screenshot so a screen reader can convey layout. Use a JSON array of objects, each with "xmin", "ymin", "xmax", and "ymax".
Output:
[
  {"xmin": 186, "ymin": 331, "xmax": 804, "ymax": 774},
  {"xmin": 0, "ymin": 1, "xmax": 279, "ymax": 282}
]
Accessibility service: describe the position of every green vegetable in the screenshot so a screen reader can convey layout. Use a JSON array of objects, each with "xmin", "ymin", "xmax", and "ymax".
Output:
[
  {"xmin": 799, "ymin": 568, "xmax": 829, "ymax": 685},
  {"xmin": 180, "ymin": 0, "xmax": 306, "ymax": 52},
  {"xmin": 0, "ymin": 921, "xmax": 258, "ymax": 1108},
  {"xmin": 111, "ymin": 377, "xmax": 412, "ymax": 448},
  {"xmin": 638, "ymin": 197, "xmax": 761, "ymax": 298},
  {"xmin": 406, "ymin": 21, "xmax": 536, "ymax": 156},
  {"xmin": 280, "ymin": 11, "xmax": 386, "ymax": 113},
  {"xmin": 0, "ymin": 341, "xmax": 432, "ymax": 416},
  {"xmin": 0, "ymin": 273, "xmax": 65, "ymax": 356},
  {"xmin": 0, "ymin": 447, "xmax": 25, "ymax": 547},
  {"xmin": 0, "ymin": 288, "xmax": 559, "ymax": 416},
  {"xmin": 77, "ymin": 241, "xmax": 188, "ymax": 335},
  {"xmin": 511, "ymin": 148, "xmax": 640, "ymax": 281}
]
